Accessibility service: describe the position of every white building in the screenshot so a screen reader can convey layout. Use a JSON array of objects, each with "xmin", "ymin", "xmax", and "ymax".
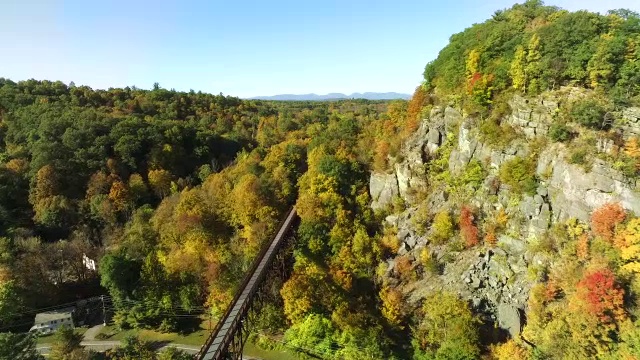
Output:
[{"xmin": 29, "ymin": 307, "xmax": 75, "ymax": 335}]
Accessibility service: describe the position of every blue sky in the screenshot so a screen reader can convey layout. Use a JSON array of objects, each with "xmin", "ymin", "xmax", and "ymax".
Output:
[{"xmin": 1, "ymin": 0, "xmax": 639, "ymax": 98}]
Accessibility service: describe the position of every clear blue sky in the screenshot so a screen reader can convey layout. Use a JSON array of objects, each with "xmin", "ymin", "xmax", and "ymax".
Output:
[{"xmin": 1, "ymin": 0, "xmax": 638, "ymax": 98}]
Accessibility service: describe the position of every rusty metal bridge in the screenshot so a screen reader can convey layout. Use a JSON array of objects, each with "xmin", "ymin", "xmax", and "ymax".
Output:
[{"xmin": 196, "ymin": 208, "xmax": 298, "ymax": 360}]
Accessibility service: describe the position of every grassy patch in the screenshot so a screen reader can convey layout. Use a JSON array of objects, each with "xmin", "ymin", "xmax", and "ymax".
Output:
[
  {"xmin": 244, "ymin": 340, "xmax": 301, "ymax": 360},
  {"xmin": 97, "ymin": 325, "xmax": 209, "ymax": 346}
]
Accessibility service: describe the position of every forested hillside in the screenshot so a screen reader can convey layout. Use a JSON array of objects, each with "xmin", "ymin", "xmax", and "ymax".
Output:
[
  {"xmin": 0, "ymin": 78, "xmax": 397, "ymax": 358},
  {"xmin": 3, "ymin": 1, "xmax": 640, "ymax": 359}
]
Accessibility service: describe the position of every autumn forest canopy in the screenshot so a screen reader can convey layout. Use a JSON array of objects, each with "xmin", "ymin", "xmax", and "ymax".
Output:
[{"xmin": 2, "ymin": 1, "xmax": 640, "ymax": 359}]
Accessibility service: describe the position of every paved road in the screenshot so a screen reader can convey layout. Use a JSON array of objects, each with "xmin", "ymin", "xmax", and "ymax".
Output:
[
  {"xmin": 37, "ymin": 340, "xmax": 200, "ymax": 355},
  {"xmin": 36, "ymin": 340, "xmax": 260, "ymax": 359},
  {"xmin": 82, "ymin": 324, "xmax": 104, "ymax": 341}
]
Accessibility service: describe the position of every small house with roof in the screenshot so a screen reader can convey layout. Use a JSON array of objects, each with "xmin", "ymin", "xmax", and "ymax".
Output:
[{"xmin": 29, "ymin": 307, "xmax": 75, "ymax": 334}]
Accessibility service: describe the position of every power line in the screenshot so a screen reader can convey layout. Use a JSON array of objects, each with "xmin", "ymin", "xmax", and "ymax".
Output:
[{"xmin": 8, "ymin": 296, "xmax": 110, "ymax": 318}]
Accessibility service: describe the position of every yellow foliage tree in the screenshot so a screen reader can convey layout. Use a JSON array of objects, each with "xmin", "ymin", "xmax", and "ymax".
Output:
[
  {"xmin": 624, "ymin": 137, "xmax": 640, "ymax": 171},
  {"xmin": 510, "ymin": 45, "xmax": 527, "ymax": 92},
  {"xmin": 432, "ymin": 211, "xmax": 454, "ymax": 244},
  {"xmin": 4, "ymin": 158, "xmax": 28, "ymax": 174},
  {"xmin": 466, "ymin": 49, "xmax": 481, "ymax": 81},
  {"xmin": 615, "ymin": 218, "xmax": 640, "ymax": 276},
  {"xmin": 625, "ymin": 137, "xmax": 640, "ymax": 158},
  {"xmin": 148, "ymin": 169, "xmax": 172, "ymax": 198},
  {"xmin": 490, "ymin": 340, "xmax": 530, "ymax": 360},
  {"xmin": 31, "ymin": 164, "xmax": 59, "ymax": 203},
  {"xmin": 281, "ymin": 273, "xmax": 316, "ymax": 324},
  {"xmin": 175, "ymin": 188, "xmax": 208, "ymax": 225},
  {"xmin": 161, "ymin": 228, "xmax": 211, "ymax": 276},
  {"xmin": 228, "ymin": 174, "xmax": 277, "ymax": 250}
]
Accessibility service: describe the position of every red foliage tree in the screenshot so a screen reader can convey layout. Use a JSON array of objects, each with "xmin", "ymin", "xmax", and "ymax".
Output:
[
  {"xmin": 469, "ymin": 72, "xmax": 483, "ymax": 90},
  {"xmin": 460, "ymin": 206, "xmax": 479, "ymax": 248},
  {"xmin": 591, "ymin": 203, "xmax": 626, "ymax": 242},
  {"xmin": 576, "ymin": 268, "xmax": 626, "ymax": 324}
]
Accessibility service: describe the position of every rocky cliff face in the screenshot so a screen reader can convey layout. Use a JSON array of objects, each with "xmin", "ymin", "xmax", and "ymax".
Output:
[{"xmin": 371, "ymin": 88, "xmax": 640, "ymax": 337}]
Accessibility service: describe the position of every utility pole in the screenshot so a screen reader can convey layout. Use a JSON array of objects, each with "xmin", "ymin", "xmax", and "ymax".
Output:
[{"xmin": 101, "ymin": 295, "xmax": 106, "ymax": 326}]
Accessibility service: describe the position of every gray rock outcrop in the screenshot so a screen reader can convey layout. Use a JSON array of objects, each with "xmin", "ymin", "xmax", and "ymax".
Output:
[
  {"xmin": 620, "ymin": 107, "xmax": 640, "ymax": 138},
  {"xmin": 370, "ymin": 173, "xmax": 399, "ymax": 210},
  {"xmin": 506, "ymin": 94, "xmax": 556, "ymax": 139},
  {"xmin": 538, "ymin": 144, "xmax": 640, "ymax": 222},
  {"xmin": 369, "ymin": 89, "xmax": 640, "ymax": 341}
]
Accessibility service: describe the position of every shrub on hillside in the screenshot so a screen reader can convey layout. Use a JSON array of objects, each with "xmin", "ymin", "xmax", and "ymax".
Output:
[
  {"xmin": 569, "ymin": 148, "xmax": 588, "ymax": 165},
  {"xmin": 479, "ymin": 119, "xmax": 517, "ymax": 147},
  {"xmin": 458, "ymin": 159, "xmax": 486, "ymax": 190},
  {"xmin": 499, "ymin": 157, "xmax": 538, "ymax": 195},
  {"xmin": 549, "ymin": 123, "xmax": 572, "ymax": 142},
  {"xmin": 571, "ymin": 100, "xmax": 607, "ymax": 129},
  {"xmin": 432, "ymin": 211, "xmax": 454, "ymax": 244},
  {"xmin": 419, "ymin": 248, "xmax": 441, "ymax": 275}
]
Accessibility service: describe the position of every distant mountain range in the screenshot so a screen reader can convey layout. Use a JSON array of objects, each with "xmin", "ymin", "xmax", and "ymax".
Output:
[{"xmin": 249, "ymin": 92, "xmax": 411, "ymax": 101}]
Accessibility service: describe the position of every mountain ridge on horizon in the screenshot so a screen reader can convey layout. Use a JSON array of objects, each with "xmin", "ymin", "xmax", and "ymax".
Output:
[{"xmin": 249, "ymin": 92, "xmax": 411, "ymax": 101}]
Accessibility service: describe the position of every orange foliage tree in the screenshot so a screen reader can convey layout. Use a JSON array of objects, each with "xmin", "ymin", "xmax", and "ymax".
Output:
[
  {"xmin": 591, "ymin": 203, "xmax": 626, "ymax": 242},
  {"xmin": 405, "ymin": 86, "xmax": 428, "ymax": 135},
  {"xmin": 373, "ymin": 140, "xmax": 391, "ymax": 171},
  {"xmin": 483, "ymin": 228, "xmax": 497, "ymax": 247},
  {"xmin": 108, "ymin": 180, "xmax": 131, "ymax": 211},
  {"xmin": 380, "ymin": 285, "xmax": 404, "ymax": 328},
  {"xmin": 576, "ymin": 234, "xmax": 590, "ymax": 260},
  {"xmin": 576, "ymin": 268, "xmax": 626, "ymax": 324},
  {"xmin": 395, "ymin": 255, "xmax": 413, "ymax": 281},
  {"xmin": 624, "ymin": 137, "xmax": 640, "ymax": 170},
  {"xmin": 460, "ymin": 206, "xmax": 479, "ymax": 248}
]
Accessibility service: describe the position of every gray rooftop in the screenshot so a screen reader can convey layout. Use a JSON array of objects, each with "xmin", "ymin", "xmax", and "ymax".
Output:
[{"xmin": 34, "ymin": 307, "xmax": 75, "ymax": 324}]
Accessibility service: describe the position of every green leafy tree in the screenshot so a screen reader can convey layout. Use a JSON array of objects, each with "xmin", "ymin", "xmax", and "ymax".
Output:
[
  {"xmin": 157, "ymin": 347, "xmax": 192, "ymax": 360},
  {"xmin": 50, "ymin": 326, "xmax": 91, "ymax": 360},
  {"xmin": 99, "ymin": 252, "xmax": 141, "ymax": 304},
  {"xmin": 106, "ymin": 336, "xmax": 155, "ymax": 360},
  {"xmin": 284, "ymin": 314, "xmax": 337, "ymax": 358},
  {"xmin": 0, "ymin": 332, "xmax": 43, "ymax": 360},
  {"xmin": 412, "ymin": 292, "xmax": 480, "ymax": 360},
  {"xmin": 526, "ymin": 33, "xmax": 542, "ymax": 93},
  {"xmin": 0, "ymin": 280, "xmax": 21, "ymax": 325},
  {"xmin": 571, "ymin": 99, "xmax": 607, "ymax": 128}
]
